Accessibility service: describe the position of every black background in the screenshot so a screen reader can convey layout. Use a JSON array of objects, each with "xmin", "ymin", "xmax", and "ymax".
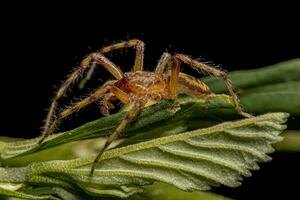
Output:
[{"xmin": 0, "ymin": 4, "xmax": 299, "ymax": 200}]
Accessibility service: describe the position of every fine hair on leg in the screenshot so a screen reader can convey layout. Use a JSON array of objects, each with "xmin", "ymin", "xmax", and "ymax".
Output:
[
  {"xmin": 40, "ymin": 54, "xmax": 125, "ymax": 143},
  {"xmin": 39, "ymin": 82, "xmax": 131, "ymax": 144},
  {"xmin": 169, "ymin": 53, "xmax": 252, "ymax": 117},
  {"xmin": 80, "ymin": 39, "xmax": 145, "ymax": 89},
  {"xmin": 155, "ymin": 52, "xmax": 172, "ymax": 75},
  {"xmin": 90, "ymin": 99, "xmax": 147, "ymax": 175}
]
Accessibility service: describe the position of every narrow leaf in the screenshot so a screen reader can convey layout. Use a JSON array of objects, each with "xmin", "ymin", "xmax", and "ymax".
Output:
[
  {"xmin": 202, "ymin": 58, "xmax": 300, "ymax": 93},
  {"xmin": 240, "ymin": 81, "xmax": 300, "ymax": 114},
  {"xmin": 0, "ymin": 95, "xmax": 234, "ymax": 163},
  {"xmin": 275, "ymin": 130, "xmax": 300, "ymax": 152},
  {"xmin": 0, "ymin": 185, "xmax": 59, "ymax": 200},
  {"xmin": 141, "ymin": 182, "xmax": 232, "ymax": 200},
  {"xmin": 202, "ymin": 59, "xmax": 300, "ymax": 116}
]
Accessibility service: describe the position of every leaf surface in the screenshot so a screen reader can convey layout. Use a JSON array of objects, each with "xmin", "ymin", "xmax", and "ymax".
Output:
[{"xmin": 0, "ymin": 113, "xmax": 288, "ymax": 198}]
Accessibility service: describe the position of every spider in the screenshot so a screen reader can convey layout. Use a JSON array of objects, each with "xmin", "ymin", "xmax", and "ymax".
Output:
[{"xmin": 38, "ymin": 39, "xmax": 252, "ymax": 175}]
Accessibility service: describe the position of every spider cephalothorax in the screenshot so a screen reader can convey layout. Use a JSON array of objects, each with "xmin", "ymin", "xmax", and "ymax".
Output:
[
  {"xmin": 38, "ymin": 39, "xmax": 251, "ymax": 175},
  {"xmin": 118, "ymin": 71, "xmax": 168, "ymax": 100}
]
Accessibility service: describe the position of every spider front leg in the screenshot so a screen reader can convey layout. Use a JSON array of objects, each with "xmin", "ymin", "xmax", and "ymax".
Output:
[
  {"xmin": 41, "ymin": 52, "xmax": 124, "ymax": 143},
  {"xmin": 39, "ymin": 82, "xmax": 130, "ymax": 144},
  {"xmin": 90, "ymin": 99, "xmax": 147, "ymax": 175},
  {"xmin": 80, "ymin": 39, "xmax": 145, "ymax": 89},
  {"xmin": 169, "ymin": 53, "xmax": 252, "ymax": 118}
]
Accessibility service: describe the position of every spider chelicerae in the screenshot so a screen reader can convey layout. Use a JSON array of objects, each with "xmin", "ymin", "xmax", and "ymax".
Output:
[{"xmin": 38, "ymin": 39, "xmax": 252, "ymax": 175}]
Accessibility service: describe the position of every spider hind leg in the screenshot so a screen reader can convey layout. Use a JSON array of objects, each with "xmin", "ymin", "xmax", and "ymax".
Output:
[
  {"xmin": 178, "ymin": 72, "xmax": 213, "ymax": 99},
  {"xmin": 169, "ymin": 53, "xmax": 252, "ymax": 118}
]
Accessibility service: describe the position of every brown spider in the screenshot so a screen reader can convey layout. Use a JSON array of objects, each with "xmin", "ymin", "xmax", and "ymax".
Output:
[{"xmin": 38, "ymin": 39, "xmax": 252, "ymax": 175}]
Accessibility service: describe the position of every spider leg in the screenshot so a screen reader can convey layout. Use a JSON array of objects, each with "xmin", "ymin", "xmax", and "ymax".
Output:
[
  {"xmin": 80, "ymin": 39, "xmax": 145, "ymax": 88},
  {"xmin": 178, "ymin": 72, "xmax": 213, "ymax": 98},
  {"xmin": 90, "ymin": 99, "xmax": 147, "ymax": 175},
  {"xmin": 39, "ymin": 82, "xmax": 130, "ymax": 144},
  {"xmin": 41, "ymin": 53, "xmax": 124, "ymax": 142},
  {"xmin": 169, "ymin": 53, "xmax": 252, "ymax": 118},
  {"xmin": 154, "ymin": 52, "xmax": 172, "ymax": 75},
  {"xmin": 101, "ymin": 39, "xmax": 145, "ymax": 71}
]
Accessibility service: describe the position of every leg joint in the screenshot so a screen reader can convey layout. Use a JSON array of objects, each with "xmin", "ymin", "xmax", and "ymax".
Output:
[{"xmin": 128, "ymin": 39, "xmax": 144, "ymax": 46}]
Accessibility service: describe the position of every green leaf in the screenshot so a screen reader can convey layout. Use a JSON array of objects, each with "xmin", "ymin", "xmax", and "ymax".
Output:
[
  {"xmin": 0, "ymin": 185, "xmax": 60, "ymax": 200},
  {"xmin": 274, "ymin": 130, "xmax": 300, "ymax": 152},
  {"xmin": 202, "ymin": 58, "xmax": 300, "ymax": 92},
  {"xmin": 0, "ymin": 94, "xmax": 235, "ymax": 164},
  {"xmin": 141, "ymin": 182, "xmax": 232, "ymax": 200},
  {"xmin": 0, "ymin": 112, "xmax": 288, "ymax": 198},
  {"xmin": 202, "ymin": 59, "xmax": 300, "ymax": 116},
  {"xmin": 239, "ymin": 81, "xmax": 300, "ymax": 115}
]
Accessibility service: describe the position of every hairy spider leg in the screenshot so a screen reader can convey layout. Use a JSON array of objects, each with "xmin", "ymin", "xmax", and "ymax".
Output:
[
  {"xmin": 79, "ymin": 39, "xmax": 145, "ymax": 89},
  {"xmin": 154, "ymin": 52, "xmax": 172, "ymax": 75},
  {"xmin": 90, "ymin": 99, "xmax": 147, "ymax": 175},
  {"xmin": 39, "ymin": 82, "xmax": 130, "ymax": 144},
  {"xmin": 177, "ymin": 72, "xmax": 213, "ymax": 98},
  {"xmin": 41, "ymin": 53, "xmax": 124, "ymax": 144},
  {"xmin": 169, "ymin": 53, "xmax": 252, "ymax": 118}
]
